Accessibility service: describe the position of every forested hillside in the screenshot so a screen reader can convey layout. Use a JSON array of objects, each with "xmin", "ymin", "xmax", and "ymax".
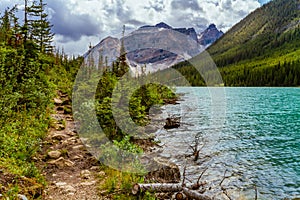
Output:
[
  {"xmin": 0, "ymin": 1, "xmax": 81, "ymax": 198},
  {"xmin": 171, "ymin": 0, "xmax": 300, "ymax": 86}
]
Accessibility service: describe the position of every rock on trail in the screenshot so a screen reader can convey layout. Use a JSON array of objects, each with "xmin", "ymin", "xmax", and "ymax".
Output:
[{"xmin": 35, "ymin": 91, "xmax": 107, "ymax": 200}]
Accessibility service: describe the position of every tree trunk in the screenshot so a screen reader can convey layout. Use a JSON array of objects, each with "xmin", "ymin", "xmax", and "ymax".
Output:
[
  {"xmin": 132, "ymin": 183, "xmax": 212, "ymax": 200},
  {"xmin": 182, "ymin": 188, "xmax": 211, "ymax": 200},
  {"xmin": 132, "ymin": 183, "xmax": 182, "ymax": 195}
]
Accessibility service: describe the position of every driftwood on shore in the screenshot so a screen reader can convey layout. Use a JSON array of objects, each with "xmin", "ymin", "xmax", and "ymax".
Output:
[
  {"xmin": 164, "ymin": 116, "xmax": 181, "ymax": 129},
  {"xmin": 132, "ymin": 183, "xmax": 212, "ymax": 200},
  {"xmin": 132, "ymin": 183, "xmax": 182, "ymax": 194}
]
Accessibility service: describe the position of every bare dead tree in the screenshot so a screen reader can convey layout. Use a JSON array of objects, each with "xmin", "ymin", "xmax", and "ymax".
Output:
[
  {"xmin": 190, "ymin": 167, "xmax": 208, "ymax": 191},
  {"xmin": 186, "ymin": 132, "xmax": 206, "ymax": 161},
  {"xmin": 220, "ymin": 169, "xmax": 233, "ymax": 200},
  {"xmin": 255, "ymin": 185, "xmax": 258, "ymax": 200},
  {"xmin": 219, "ymin": 169, "xmax": 228, "ymax": 186},
  {"xmin": 182, "ymin": 165, "xmax": 187, "ymax": 187}
]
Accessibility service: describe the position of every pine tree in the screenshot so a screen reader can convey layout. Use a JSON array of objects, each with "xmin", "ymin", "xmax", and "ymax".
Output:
[
  {"xmin": 0, "ymin": 10, "xmax": 11, "ymax": 44},
  {"xmin": 0, "ymin": 6, "xmax": 19, "ymax": 46},
  {"xmin": 23, "ymin": 0, "xmax": 28, "ymax": 44},
  {"xmin": 27, "ymin": 0, "xmax": 54, "ymax": 53},
  {"xmin": 115, "ymin": 25, "xmax": 129, "ymax": 77}
]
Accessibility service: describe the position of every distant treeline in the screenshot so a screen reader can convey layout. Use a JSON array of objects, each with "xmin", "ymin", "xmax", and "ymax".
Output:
[{"xmin": 171, "ymin": 58, "xmax": 300, "ymax": 87}]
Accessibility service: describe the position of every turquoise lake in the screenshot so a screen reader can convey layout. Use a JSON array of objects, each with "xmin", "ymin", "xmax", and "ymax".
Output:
[{"xmin": 156, "ymin": 87, "xmax": 300, "ymax": 199}]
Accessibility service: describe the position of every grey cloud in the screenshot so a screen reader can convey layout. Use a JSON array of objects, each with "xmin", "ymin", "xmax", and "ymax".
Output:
[
  {"xmin": 48, "ymin": 0, "xmax": 101, "ymax": 42},
  {"xmin": 123, "ymin": 19, "xmax": 144, "ymax": 33},
  {"xmin": 101, "ymin": 0, "xmax": 132, "ymax": 22},
  {"xmin": 194, "ymin": 17, "xmax": 209, "ymax": 30},
  {"xmin": 220, "ymin": 0, "xmax": 233, "ymax": 10},
  {"xmin": 171, "ymin": 0, "xmax": 202, "ymax": 11},
  {"xmin": 168, "ymin": 13, "xmax": 194, "ymax": 28},
  {"xmin": 219, "ymin": 23, "xmax": 229, "ymax": 30},
  {"xmin": 237, "ymin": 10, "xmax": 248, "ymax": 17},
  {"xmin": 125, "ymin": 19, "xmax": 144, "ymax": 26},
  {"xmin": 205, "ymin": 0, "xmax": 220, "ymax": 7},
  {"xmin": 144, "ymin": 0, "xmax": 165, "ymax": 12},
  {"xmin": 103, "ymin": 0, "xmax": 139, "ymax": 30},
  {"xmin": 112, "ymin": 0, "xmax": 131, "ymax": 19}
]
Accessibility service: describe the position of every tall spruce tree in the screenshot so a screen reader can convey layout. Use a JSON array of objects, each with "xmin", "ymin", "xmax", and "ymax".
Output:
[
  {"xmin": 27, "ymin": 0, "xmax": 54, "ymax": 53},
  {"xmin": 113, "ymin": 25, "xmax": 129, "ymax": 77},
  {"xmin": 0, "ymin": 6, "xmax": 19, "ymax": 46}
]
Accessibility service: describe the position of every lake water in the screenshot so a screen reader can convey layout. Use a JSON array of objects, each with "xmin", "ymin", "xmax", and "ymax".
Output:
[{"xmin": 155, "ymin": 87, "xmax": 300, "ymax": 199}]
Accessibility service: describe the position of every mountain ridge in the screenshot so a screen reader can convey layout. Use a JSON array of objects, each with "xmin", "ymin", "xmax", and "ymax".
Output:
[
  {"xmin": 169, "ymin": 0, "xmax": 300, "ymax": 86},
  {"xmin": 84, "ymin": 22, "xmax": 223, "ymax": 74}
]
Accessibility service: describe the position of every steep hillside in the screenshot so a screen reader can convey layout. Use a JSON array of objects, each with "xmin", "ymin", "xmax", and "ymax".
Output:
[
  {"xmin": 171, "ymin": 0, "xmax": 300, "ymax": 86},
  {"xmin": 209, "ymin": 0, "xmax": 300, "ymax": 66}
]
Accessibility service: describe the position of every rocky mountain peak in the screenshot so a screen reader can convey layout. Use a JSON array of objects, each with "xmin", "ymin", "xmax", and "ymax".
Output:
[
  {"xmin": 198, "ymin": 24, "xmax": 223, "ymax": 46},
  {"xmin": 208, "ymin": 24, "xmax": 217, "ymax": 29},
  {"xmin": 155, "ymin": 22, "xmax": 172, "ymax": 29}
]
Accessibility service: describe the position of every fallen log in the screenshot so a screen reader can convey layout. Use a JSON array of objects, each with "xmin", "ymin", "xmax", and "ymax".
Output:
[
  {"xmin": 132, "ymin": 183, "xmax": 212, "ymax": 200},
  {"xmin": 132, "ymin": 183, "xmax": 182, "ymax": 195},
  {"xmin": 175, "ymin": 192, "xmax": 187, "ymax": 200},
  {"xmin": 183, "ymin": 188, "xmax": 211, "ymax": 200}
]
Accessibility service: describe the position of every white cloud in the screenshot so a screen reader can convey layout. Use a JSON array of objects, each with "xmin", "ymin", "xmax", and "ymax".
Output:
[{"xmin": 1, "ymin": 0, "xmax": 265, "ymax": 55}]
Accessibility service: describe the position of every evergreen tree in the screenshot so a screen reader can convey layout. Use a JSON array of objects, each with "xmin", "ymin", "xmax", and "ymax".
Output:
[
  {"xmin": 27, "ymin": 0, "xmax": 54, "ymax": 53},
  {"xmin": 114, "ymin": 25, "xmax": 129, "ymax": 77},
  {"xmin": 0, "ymin": 6, "xmax": 19, "ymax": 46}
]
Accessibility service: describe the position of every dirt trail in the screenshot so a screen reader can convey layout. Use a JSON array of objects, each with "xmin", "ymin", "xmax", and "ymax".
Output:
[{"xmin": 36, "ymin": 91, "xmax": 106, "ymax": 200}]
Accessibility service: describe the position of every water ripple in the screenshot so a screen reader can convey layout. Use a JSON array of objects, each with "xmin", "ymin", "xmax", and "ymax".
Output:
[{"xmin": 156, "ymin": 87, "xmax": 300, "ymax": 199}]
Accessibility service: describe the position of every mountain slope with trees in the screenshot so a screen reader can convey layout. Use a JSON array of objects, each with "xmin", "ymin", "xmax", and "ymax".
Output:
[{"xmin": 171, "ymin": 0, "xmax": 300, "ymax": 86}]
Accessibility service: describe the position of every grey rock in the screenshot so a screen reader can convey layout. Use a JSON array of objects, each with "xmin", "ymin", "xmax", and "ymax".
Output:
[
  {"xmin": 55, "ymin": 182, "xmax": 67, "ymax": 187},
  {"xmin": 48, "ymin": 150, "xmax": 61, "ymax": 159},
  {"xmin": 63, "ymin": 185, "xmax": 76, "ymax": 193},
  {"xmin": 80, "ymin": 180, "xmax": 96, "ymax": 186},
  {"xmin": 80, "ymin": 170, "xmax": 91, "ymax": 179},
  {"xmin": 50, "ymin": 133, "xmax": 67, "ymax": 140},
  {"xmin": 17, "ymin": 194, "xmax": 28, "ymax": 200},
  {"xmin": 54, "ymin": 98, "xmax": 63, "ymax": 105}
]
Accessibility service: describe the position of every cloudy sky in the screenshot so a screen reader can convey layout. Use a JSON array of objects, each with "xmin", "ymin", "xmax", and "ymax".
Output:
[{"xmin": 0, "ymin": 0, "xmax": 271, "ymax": 56}]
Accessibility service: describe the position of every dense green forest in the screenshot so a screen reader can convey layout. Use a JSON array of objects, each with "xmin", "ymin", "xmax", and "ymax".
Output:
[
  {"xmin": 0, "ymin": 1, "xmax": 81, "ymax": 198},
  {"xmin": 170, "ymin": 0, "xmax": 300, "ymax": 86}
]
